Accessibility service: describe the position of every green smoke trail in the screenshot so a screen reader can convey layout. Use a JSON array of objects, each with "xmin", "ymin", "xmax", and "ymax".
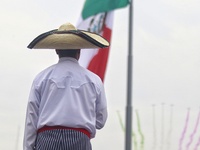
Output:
[
  {"xmin": 117, "ymin": 110, "xmax": 125, "ymax": 132},
  {"xmin": 116, "ymin": 111, "xmax": 138, "ymax": 150},
  {"xmin": 135, "ymin": 109, "xmax": 145, "ymax": 150},
  {"xmin": 131, "ymin": 130, "xmax": 138, "ymax": 150}
]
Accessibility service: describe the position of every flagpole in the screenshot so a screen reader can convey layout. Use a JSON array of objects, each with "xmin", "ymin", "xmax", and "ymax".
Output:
[{"xmin": 125, "ymin": 0, "xmax": 133, "ymax": 150}]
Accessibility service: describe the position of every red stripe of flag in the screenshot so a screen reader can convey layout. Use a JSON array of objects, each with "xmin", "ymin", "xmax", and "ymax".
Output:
[{"xmin": 87, "ymin": 25, "xmax": 112, "ymax": 82}]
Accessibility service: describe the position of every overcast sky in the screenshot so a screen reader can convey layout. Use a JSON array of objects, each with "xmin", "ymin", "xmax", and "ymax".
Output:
[{"xmin": 1, "ymin": 0, "xmax": 200, "ymax": 150}]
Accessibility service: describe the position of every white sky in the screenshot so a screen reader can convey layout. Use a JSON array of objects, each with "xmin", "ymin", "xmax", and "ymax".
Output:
[{"xmin": 0, "ymin": 0, "xmax": 200, "ymax": 150}]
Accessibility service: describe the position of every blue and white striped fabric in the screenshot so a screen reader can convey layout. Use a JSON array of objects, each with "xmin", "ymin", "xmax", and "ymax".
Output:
[{"xmin": 35, "ymin": 129, "xmax": 92, "ymax": 150}]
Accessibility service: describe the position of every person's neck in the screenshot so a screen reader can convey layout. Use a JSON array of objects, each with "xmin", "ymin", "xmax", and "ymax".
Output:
[{"xmin": 59, "ymin": 56, "xmax": 78, "ymax": 60}]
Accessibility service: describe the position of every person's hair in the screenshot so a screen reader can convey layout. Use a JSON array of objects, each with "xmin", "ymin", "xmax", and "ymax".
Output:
[{"xmin": 56, "ymin": 49, "xmax": 80, "ymax": 58}]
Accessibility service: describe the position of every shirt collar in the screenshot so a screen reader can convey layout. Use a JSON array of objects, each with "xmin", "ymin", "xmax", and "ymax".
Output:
[{"xmin": 58, "ymin": 57, "xmax": 78, "ymax": 63}]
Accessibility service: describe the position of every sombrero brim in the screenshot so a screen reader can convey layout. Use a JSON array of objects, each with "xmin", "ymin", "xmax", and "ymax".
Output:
[{"xmin": 27, "ymin": 29, "xmax": 109, "ymax": 49}]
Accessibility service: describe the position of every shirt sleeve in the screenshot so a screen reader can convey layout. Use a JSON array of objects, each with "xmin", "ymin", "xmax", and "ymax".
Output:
[
  {"xmin": 96, "ymin": 85, "xmax": 108, "ymax": 129},
  {"xmin": 23, "ymin": 83, "xmax": 40, "ymax": 150}
]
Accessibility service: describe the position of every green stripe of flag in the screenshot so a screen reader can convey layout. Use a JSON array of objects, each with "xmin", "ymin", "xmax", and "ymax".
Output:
[{"xmin": 82, "ymin": 0, "xmax": 129, "ymax": 19}]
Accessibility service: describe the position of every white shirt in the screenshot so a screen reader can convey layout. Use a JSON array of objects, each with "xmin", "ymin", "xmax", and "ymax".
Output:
[{"xmin": 23, "ymin": 57, "xmax": 107, "ymax": 150}]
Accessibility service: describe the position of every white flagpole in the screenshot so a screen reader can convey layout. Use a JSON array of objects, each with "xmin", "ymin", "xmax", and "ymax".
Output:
[{"xmin": 125, "ymin": 0, "xmax": 133, "ymax": 150}]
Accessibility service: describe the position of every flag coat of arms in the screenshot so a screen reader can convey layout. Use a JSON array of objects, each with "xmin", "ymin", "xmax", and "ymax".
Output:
[{"xmin": 77, "ymin": 0, "xmax": 129, "ymax": 82}]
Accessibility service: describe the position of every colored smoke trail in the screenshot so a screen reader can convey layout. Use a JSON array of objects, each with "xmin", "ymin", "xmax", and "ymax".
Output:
[
  {"xmin": 186, "ymin": 109, "xmax": 200, "ymax": 150},
  {"xmin": 166, "ymin": 104, "xmax": 174, "ymax": 150},
  {"xmin": 151, "ymin": 104, "xmax": 157, "ymax": 150},
  {"xmin": 135, "ymin": 109, "xmax": 145, "ymax": 150},
  {"xmin": 117, "ymin": 111, "xmax": 125, "ymax": 132},
  {"xmin": 160, "ymin": 103, "xmax": 165, "ymax": 150},
  {"xmin": 194, "ymin": 136, "xmax": 200, "ymax": 150},
  {"xmin": 116, "ymin": 111, "xmax": 138, "ymax": 150},
  {"xmin": 179, "ymin": 108, "xmax": 190, "ymax": 150},
  {"xmin": 131, "ymin": 131, "xmax": 138, "ymax": 150}
]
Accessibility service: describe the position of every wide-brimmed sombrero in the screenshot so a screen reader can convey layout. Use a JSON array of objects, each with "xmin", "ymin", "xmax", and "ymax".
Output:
[{"xmin": 27, "ymin": 22, "xmax": 109, "ymax": 49}]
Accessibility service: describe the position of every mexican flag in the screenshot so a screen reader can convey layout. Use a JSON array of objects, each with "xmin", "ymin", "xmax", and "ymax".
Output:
[{"xmin": 77, "ymin": 0, "xmax": 129, "ymax": 82}]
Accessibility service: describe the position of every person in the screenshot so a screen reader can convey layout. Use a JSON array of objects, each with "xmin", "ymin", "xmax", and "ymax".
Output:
[{"xmin": 23, "ymin": 22, "xmax": 109, "ymax": 150}]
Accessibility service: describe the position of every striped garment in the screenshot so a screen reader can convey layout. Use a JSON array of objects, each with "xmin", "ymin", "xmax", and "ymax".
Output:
[{"xmin": 35, "ymin": 129, "xmax": 92, "ymax": 150}]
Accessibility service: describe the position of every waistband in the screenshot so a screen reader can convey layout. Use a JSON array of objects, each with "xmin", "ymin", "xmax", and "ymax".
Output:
[{"xmin": 38, "ymin": 126, "xmax": 91, "ymax": 138}]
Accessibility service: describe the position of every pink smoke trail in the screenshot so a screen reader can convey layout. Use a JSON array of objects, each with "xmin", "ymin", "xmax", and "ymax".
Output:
[
  {"xmin": 186, "ymin": 108, "xmax": 200, "ymax": 150},
  {"xmin": 179, "ymin": 108, "xmax": 190, "ymax": 150},
  {"xmin": 194, "ymin": 136, "xmax": 200, "ymax": 150}
]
